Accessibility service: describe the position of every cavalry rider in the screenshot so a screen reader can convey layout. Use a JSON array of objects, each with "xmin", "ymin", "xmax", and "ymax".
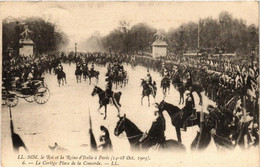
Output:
[
  {"xmin": 57, "ymin": 63, "xmax": 63, "ymax": 72},
  {"xmin": 186, "ymin": 70, "xmax": 193, "ymax": 91},
  {"xmin": 82, "ymin": 62, "xmax": 88, "ymax": 73},
  {"xmin": 118, "ymin": 61, "xmax": 124, "ymax": 71},
  {"xmin": 139, "ymin": 110, "xmax": 166, "ymax": 145},
  {"xmin": 105, "ymin": 76, "xmax": 114, "ymax": 104},
  {"xmin": 181, "ymin": 91, "xmax": 196, "ymax": 131},
  {"xmin": 146, "ymin": 69, "xmax": 152, "ymax": 84},
  {"xmin": 162, "ymin": 68, "xmax": 170, "ymax": 79},
  {"xmin": 90, "ymin": 62, "xmax": 95, "ymax": 75},
  {"xmin": 161, "ymin": 62, "xmax": 165, "ymax": 76}
]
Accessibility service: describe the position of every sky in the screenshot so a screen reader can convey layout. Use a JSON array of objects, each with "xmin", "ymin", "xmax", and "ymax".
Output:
[{"xmin": 1, "ymin": 1, "xmax": 259, "ymax": 51}]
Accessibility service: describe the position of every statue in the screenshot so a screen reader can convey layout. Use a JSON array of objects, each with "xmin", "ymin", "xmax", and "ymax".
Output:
[
  {"xmin": 20, "ymin": 25, "xmax": 32, "ymax": 40},
  {"xmin": 154, "ymin": 31, "xmax": 165, "ymax": 40}
]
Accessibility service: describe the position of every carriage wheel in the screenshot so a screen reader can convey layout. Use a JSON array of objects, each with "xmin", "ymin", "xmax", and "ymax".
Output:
[
  {"xmin": 6, "ymin": 95, "xmax": 19, "ymax": 107},
  {"xmin": 25, "ymin": 95, "xmax": 35, "ymax": 103},
  {"xmin": 34, "ymin": 87, "xmax": 50, "ymax": 104},
  {"xmin": 2, "ymin": 98, "xmax": 7, "ymax": 105},
  {"xmin": 42, "ymin": 83, "xmax": 48, "ymax": 88}
]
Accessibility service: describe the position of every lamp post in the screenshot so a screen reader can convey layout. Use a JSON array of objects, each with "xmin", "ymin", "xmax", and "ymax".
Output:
[{"xmin": 75, "ymin": 42, "xmax": 77, "ymax": 57}]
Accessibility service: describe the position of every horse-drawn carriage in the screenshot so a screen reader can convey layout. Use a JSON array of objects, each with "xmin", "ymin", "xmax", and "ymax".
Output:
[{"xmin": 2, "ymin": 78, "xmax": 50, "ymax": 107}]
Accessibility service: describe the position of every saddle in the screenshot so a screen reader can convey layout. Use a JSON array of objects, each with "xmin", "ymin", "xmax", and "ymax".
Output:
[{"xmin": 180, "ymin": 109, "xmax": 197, "ymax": 131}]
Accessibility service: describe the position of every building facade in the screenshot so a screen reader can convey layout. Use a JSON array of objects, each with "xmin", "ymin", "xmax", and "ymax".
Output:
[
  {"xmin": 19, "ymin": 39, "xmax": 34, "ymax": 57},
  {"xmin": 152, "ymin": 39, "xmax": 168, "ymax": 58}
]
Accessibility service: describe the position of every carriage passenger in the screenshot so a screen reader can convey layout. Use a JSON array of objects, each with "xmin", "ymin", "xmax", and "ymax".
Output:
[{"xmin": 22, "ymin": 68, "xmax": 34, "ymax": 88}]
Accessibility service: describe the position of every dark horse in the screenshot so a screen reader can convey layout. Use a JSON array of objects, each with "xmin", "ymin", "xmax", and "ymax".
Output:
[
  {"xmin": 172, "ymin": 76, "xmax": 203, "ymax": 105},
  {"xmin": 56, "ymin": 69, "xmax": 67, "ymax": 86},
  {"xmin": 75, "ymin": 65, "xmax": 82, "ymax": 83},
  {"xmin": 156, "ymin": 100, "xmax": 208, "ymax": 143},
  {"xmin": 91, "ymin": 86, "xmax": 121, "ymax": 120},
  {"xmin": 141, "ymin": 79, "xmax": 157, "ymax": 107},
  {"xmin": 114, "ymin": 114, "xmax": 186, "ymax": 152},
  {"xmin": 161, "ymin": 77, "xmax": 170, "ymax": 96},
  {"xmin": 88, "ymin": 70, "xmax": 99, "ymax": 85}
]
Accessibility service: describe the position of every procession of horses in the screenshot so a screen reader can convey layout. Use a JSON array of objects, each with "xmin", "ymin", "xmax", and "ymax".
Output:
[{"xmin": 2, "ymin": 51, "xmax": 259, "ymax": 153}]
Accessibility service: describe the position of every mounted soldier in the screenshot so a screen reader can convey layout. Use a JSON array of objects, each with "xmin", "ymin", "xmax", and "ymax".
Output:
[
  {"xmin": 90, "ymin": 63, "xmax": 95, "ymax": 74},
  {"xmin": 181, "ymin": 91, "xmax": 196, "ymax": 131},
  {"xmin": 162, "ymin": 68, "xmax": 170, "ymax": 79},
  {"xmin": 186, "ymin": 70, "xmax": 193, "ymax": 91},
  {"xmin": 57, "ymin": 63, "xmax": 63, "ymax": 71},
  {"xmin": 105, "ymin": 76, "xmax": 113, "ymax": 104},
  {"xmin": 145, "ymin": 69, "xmax": 155, "ymax": 93},
  {"xmin": 139, "ymin": 110, "xmax": 166, "ymax": 146}
]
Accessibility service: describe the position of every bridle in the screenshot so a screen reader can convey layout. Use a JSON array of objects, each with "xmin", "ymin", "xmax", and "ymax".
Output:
[
  {"xmin": 92, "ymin": 87, "xmax": 105, "ymax": 96},
  {"xmin": 115, "ymin": 117, "xmax": 142, "ymax": 139}
]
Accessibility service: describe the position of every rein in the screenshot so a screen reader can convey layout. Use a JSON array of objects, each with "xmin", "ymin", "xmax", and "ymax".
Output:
[{"xmin": 117, "ymin": 133, "xmax": 143, "ymax": 139}]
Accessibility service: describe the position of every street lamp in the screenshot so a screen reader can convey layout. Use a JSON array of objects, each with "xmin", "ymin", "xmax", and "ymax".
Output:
[{"xmin": 75, "ymin": 42, "xmax": 77, "ymax": 57}]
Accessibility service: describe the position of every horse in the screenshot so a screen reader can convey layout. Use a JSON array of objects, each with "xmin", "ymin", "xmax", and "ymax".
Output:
[
  {"xmin": 156, "ymin": 100, "xmax": 208, "ymax": 143},
  {"xmin": 161, "ymin": 77, "xmax": 170, "ymax": 96},
  {"xmin": 171, "ymin": 76, "xmax": 186, "ymax": 105},
  {"xmin": 172, "ymin": 76, "xmax": 203, "ymax": 105},
  {"xmin": 141, "ymin": 79, "xmax": 157, "ymax": 107},
  {"xmin": 91, "ymin": 86, "xmax": 121, "ymax": 120},
  {"xmin": 75, "ymin": 64, "xmax": 82, "ymax": 83},
  {"xmin": 114, "ymin": 114, "xmax": 186, "ymax": 152},
  {"xmin": 82, "ymin": 66, "xmax": 89, "ymax": 81},
  {"xmin": 56, "ymin": 69, "xmax": 67, "ymax": 86},
  {"xmin": 116, "ymin": 71, "xmax": 126, "ymax": 88},
  {"xmin": 88, "ymin": 70, "xmax": 99, "ymax": 85}
]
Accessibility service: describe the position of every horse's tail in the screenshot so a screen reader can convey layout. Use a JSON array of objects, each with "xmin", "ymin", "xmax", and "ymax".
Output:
[
  {"xmin": 114, "ymin": 92, "xmax": 122, "ymax": 107},
  {"xmin": 161, "ymin": 140, "xmax": 186, "ymax": 152}
]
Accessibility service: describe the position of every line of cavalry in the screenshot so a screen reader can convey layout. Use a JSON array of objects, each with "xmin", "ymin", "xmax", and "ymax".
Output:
[
  {"xmin": 4, "ymin": 54, "xmax": 258, "ymax": 153},
  {"xmin": 52, "ymin": 56, "xmax": 259, "ymax": 153}
]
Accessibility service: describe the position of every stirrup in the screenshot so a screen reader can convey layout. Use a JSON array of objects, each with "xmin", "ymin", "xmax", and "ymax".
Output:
[
  {"xmin": 190, "ymin": 113, "xmax": 197, "ymax": 120},
  {"xmin": 181, "ymin": 122, "xmax": 187, "ymax": 131},
  {"xmin": 139, "ymin": 132, "xmax": 148, "ymax": 142}
]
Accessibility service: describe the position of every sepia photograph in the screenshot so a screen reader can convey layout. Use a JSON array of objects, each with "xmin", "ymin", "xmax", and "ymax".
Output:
[{"xmin": 1, "ymin": 1, "xmax": 259, "ymax": 167}]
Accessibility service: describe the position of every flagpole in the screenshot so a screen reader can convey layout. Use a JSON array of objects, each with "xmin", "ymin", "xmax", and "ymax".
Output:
[{"xmin": 198, "ymin": 18, "xmax": 200, "ymax": 49}]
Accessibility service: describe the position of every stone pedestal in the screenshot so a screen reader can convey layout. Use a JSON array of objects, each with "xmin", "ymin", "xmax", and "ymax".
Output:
[{"xmin": 19, "ymin": 39, "xmax": 34, "ymax": 57}]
